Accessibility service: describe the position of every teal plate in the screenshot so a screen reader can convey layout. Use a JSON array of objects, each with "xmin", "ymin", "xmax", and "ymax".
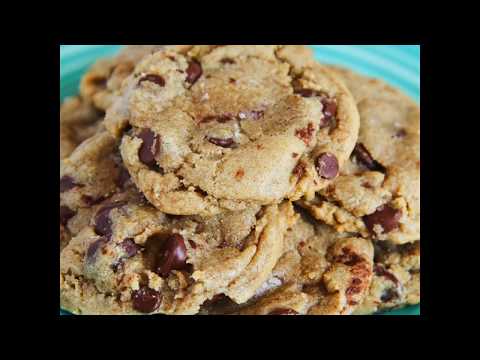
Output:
[{"xmin": 60, "ymin": 45, "xmax": 420, "ymax": 316}]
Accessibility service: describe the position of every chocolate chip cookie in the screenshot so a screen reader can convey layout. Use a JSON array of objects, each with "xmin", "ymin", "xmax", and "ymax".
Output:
[
  {"xmin": 60, "ymin": 131, "xmax": 137, "ymax": 251},
  {"xmin": 299, "ymin": 66, "xmax": 420, "ymax": 244},
  {"xmin": 201, "ymin": 210, "xmax": 374, "ymax": 315},
  {"xmin": 60, "ymin": 200, "xmax": 296, "ymax": 314},
  {"xmin": 79, "ymin": 45, "xmax": 175, "ymax": 112},
  {"xmin": 353, "ymin": 241, "xmax": 420, "ymax": 314},
  {"xmin": 105, "ymin": 45, "xmax": 360, "ymax": 216},
  {"xmin": 60, "ymin": 96, "xmax": 104, "ymax": 159}
]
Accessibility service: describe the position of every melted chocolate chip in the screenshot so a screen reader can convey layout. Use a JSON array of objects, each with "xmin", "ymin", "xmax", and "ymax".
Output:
[
  {"xmin": 380, "ymin": 288, "xmax": 399, "ymax": 303},
  {"xmin": 293, "ymin": 162, "xmax": 306, "ymax": 179},
  {"xmin": 315, "ymin": 153, "xmax": 339, "ymax": 179},
  {"xmin": 186, "ymin": 59, "xmax": 203, "ymax": 85},
  {"xmin": 200, "ymin": 114, "xmax": 234, "ymax": 124},
  {"xmin": 334, "ymin": 248, "xmax": 363, "ymax": 267},
  {"xmin": 85, "ymin": 237, "xmax": 108, "ymax": 264},
  {"xmin": 94, "ymin": 202, "xmax": 125, "ymax": 238},
  {"xmin": 91, "ymin": 76, "xmax": 107, "ymax": 88},
  {"xmin": 320, "ymin": 98, "xmax": 337, "ymax": 127},
  {"xmin": 220, "ymin": 58, "xmax": 236, "ymax": 64},
  {"xmin": 137, "ymin": 129, "xmax": 160, "ymax": 167},
  {"xmin": 363, "ymin": 205, "xmax": 402, "ymax": 235},
  {"xmin": 352, "ymin": 143, "xmax": 386, "ymax": 173},
  {"xmin": 395, "ymin": 129, "xmax": 407, "ymax": 138},
  {"xmin": 207, "ymin": 137, "xmax": 236, "ymax": 148},
  {"xmin": 82, "ymin": 195, "xmax": 106, "ymax": 206},
  {"xmin": 295, "ymin": 123, "xmax": 315, "ymax": 145},
  {"xmin": 268, "ymin": 308, "xmax": 298, "ymax": 315},
  {"xmin": 60, "ymin": 176, "xmax": 80, "ymax": 193},
  {"xmin": 115, "ymin": 167, "xmax": 131, "ymax": 189},
  {"xmin": 374, "ymin": 264, "xmax": 399, "ymax": 285},
  {"xmin": 60, "ymin": 206, "xmax": 76, "ymax": 226},
  {"xmin": 138, "ymin": 74, "xmax": 165, "ymax": 87},
  {"xmin": 156, "ymin": 234, "xmax": 188, "ymax": 277},
  {"xmin": 132, "ymin": 286, "xmax": 161, "ymax": 313}
]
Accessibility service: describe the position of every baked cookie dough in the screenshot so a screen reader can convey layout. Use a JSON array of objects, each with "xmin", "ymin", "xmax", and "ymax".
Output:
[
  {"xmin": 353, "ymin": 240, "xmax": 420, "ymax": 314},
  {"xmin": 79, "ymin": 45, "xmax": 172, "ymax": 111},
  {"xmin": 105, "ymin": 45, "xmax": 359, "ymax": 216},
  {"xmin": 201, "ymin": 210, "xmax": 374, "ymax": 315},
  {"xmin": 60, "ymin": 200, "xmax": 296, "ymax": 315},
  {"xmin": 299, "ymin": 66, "xmax": 420, "ymax": 244},
  {"xmin": 60, "ymin": 96, "xmax": 104, "ymax": 159},
  {"xmin": 60, "ymin": 131, "xmax": 137, "ymax": 251}
]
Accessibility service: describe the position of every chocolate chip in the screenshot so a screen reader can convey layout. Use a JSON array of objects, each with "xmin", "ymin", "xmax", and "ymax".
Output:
[
  {"xmin": 60, "ymin": 176, "xmax": 80, "ymax": 193},
  {"xmin": 268, "ymin": 308, "xmax": 298, "ymax": 315},
  {"xmin": 200, "ymin": 114, "xmax": 233, "ymax": 124},
  {"xmin": 352, "ymin": 143, "xmax": 386, "ymax": 173},
  {"xmin": 293, "ymin": 162, "xmax": 306, "ymax": 179},
  {"xmin": 91, "ymin": 76, "xmax": 107, "ymax": 88},
  {"xmin": 207, "ymin": 137, "xmax": 236, "ymax": 148},
  {"xmin": 374, "ymin": 264, "xmax": 399, "ymax": 285},
  {"xmin": 294, "ymin": 88, "xmax": 320, "ymax": 98},
  {"xmin": 86, "ymin": 237, "xmax": 108, "ymax": 264},
  {"xmin": 120, "ymin": 238, "xmax": 141, "ymax": 257},
  {"xmin": 132, "ymin": 286, "xmax": 161, "ymax": 313},
  {"xmin": 395, "ymin": 129, "xmax": 407, "ymax": 138},
  {"xmin": 363, "ymin": 205, "xmax": 402, "ymax": 235},
  {"xmin": 82, "ymin": 195, "xmax": 106, "ymax": 206},
  {"xmin": 137, "ymin": 129, "xmax": 160, "ymax": 167},
  {"xmin": 220, "ymin": 58, "xmax": 236, "ymax": 64},
  {"xmin": 229, "ymin": 78, "xmax": 236, "ymax": 84},
  {"xmin": 315, "ymin": 153, "xmax": 339, "ymax": 179},
  {"xmin": 138, "ymin": 74, "xmax": 165, "ymax": 87},
  {"xmin": 156, "ymin": 234, "xmax": 188, "ymax": 277},
  {"xmin": 195, "ymin": 223, "xmax": 205, "ymax": 234},
  {"xmin": 295, "ymin": 123, "xmax": 315, "ymax": 145},
  {"xmin": 186, "ymin": 59, "xmax": 203, "ymax": 85},
  {"xmin": 334, "ymin": 248, "xmax": 363, "ymax": 267},
  {"xmin": 60, "ymin": 206, "xmax": 76, "ymax": 226},
  {"xmin": 188, "ymin": 240, "xmax": 197, "ymax": 249},
  {"xmin": 115, "ymin": 167, "xmax": 131, "ymax": 189},
  {"xmin": 320, "ymin": 98, "xmax": 337, "ymax": 127},
  {"xmin": 94, "ymin": 202, "xmax": 125, "ymax": 238},
  {"xmin": 380, "ymin": 288, "xmax": 399, "ymax": 303}
]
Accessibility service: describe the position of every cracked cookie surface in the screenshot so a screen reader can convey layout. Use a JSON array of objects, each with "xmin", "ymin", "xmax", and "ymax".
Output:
[
  {"xmin": 299, "ymin": 66, "xmax": 420, "ymax": 244},
  {"xmin": 60, "ymin": 199, "xmax": 296, "ymax": 315},
  {"xmin": 105, "ymin": 45, "xmax": 359, "ymax": 216},
  {"xmin": 353, "ymin": 240, "xmax": 420, "ymax": 314},
  {"xmin": 79, "ymin": 45, "xmax": 175, "ymax": 111},
  {"xmin": 60, "ymin": 131, "xmax": 139, "ymax": 251},
  {"xmin": 60, "ymin": 97, "xmax": 104, "ymax": 159},
  {"xmin": 201, "ymin": 210, "xmax": 374, "ymax": 315}
]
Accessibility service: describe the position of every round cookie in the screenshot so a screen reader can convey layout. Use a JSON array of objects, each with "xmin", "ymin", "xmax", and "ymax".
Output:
[
  {"xmin": 201, "ymin": 210, "xmax": 374, "ymax": 315},
  {"xmin": 60, "ymin": 131, "xmax": 137, "ymax": 251},
  {"xmin": 80, "ymin": 45, "xmax": 192, "ymax": 111},
  {"xmin": 60, "ymin": 200, "xmax": 296, "ymax": 315},
  {"xmin": 299, "ymin": 66, "xmax": 420, "ymax": 244},
  {"xmin": 105, "ymin": 45, "xmax": 360, "ymax": 216},
  {"xmin": 60, "ymin": 96, "xmax": 104, "ymax": 159},
  {"xmin": 353, "ymin": 240, "xmax": 420, "ymax": 314}
]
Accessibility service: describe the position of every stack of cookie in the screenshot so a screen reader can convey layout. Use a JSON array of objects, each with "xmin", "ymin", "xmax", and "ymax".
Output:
[{"xmin": 60, "ymin": 45, "xmax": 420, "ymax": 315}]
